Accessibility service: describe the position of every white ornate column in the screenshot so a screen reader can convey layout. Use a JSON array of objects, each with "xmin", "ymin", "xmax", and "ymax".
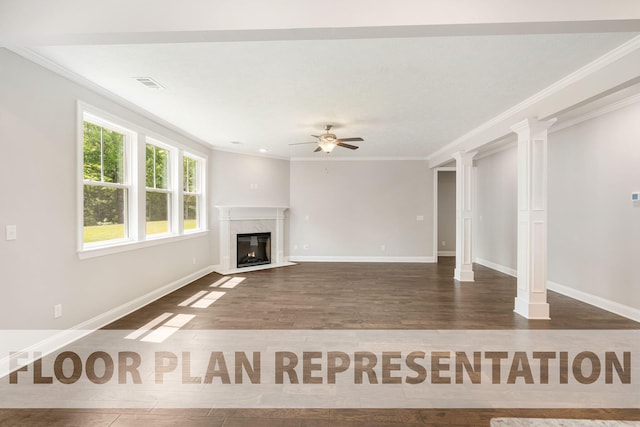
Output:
[
  {"xmin": 453, "ymin": 151, "xmax": 477, "ymax": 282},
  {"xmin": 511, "ymin": 118, "xmax": 556, "ymax": 319}
]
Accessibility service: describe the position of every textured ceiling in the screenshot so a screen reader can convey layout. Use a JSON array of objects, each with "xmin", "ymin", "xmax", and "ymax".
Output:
[{"xmin": 33, "ymin": 32, "xmax": 637, "ymax": 158}]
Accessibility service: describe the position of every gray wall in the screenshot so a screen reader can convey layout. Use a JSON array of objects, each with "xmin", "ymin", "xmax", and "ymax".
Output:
[
  {"xmin": 0, "ymin": 49, "xmax": 212, "ymax": 329},
  {"xmin": 437, "ymin": 171, "xmax": 456, "ymax": 255},
  {"xmin": 475, "ymin": 101, "xmax": 640, "ymax": 311},
  {"xmin": 209, "ymin": 150, "xmax": 291, "ymax": 264},
  {"xmin": 547, "ymin": 101, "xmax": 640, "ymax": 309},
  {"xmin": 475, "ymin": 147, "xmax": 518, "ymax": 271},
  {"xmin": 289, "ymin": 160, "xmax": 433, "ymax": 260},
  {"xmin": 210, "ymin": 150, "xmax": 290, "ymax": 207}
]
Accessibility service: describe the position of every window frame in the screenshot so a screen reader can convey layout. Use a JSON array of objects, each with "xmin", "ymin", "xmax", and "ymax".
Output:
[
  {"xmin": 78, "ymin": 102, "xmax": 208, "ymax": 259},
  {"xmin": 80, "ymin": 112, "xmax": 136, "ymax": 250},
  {"xmin": 182, "ymin": 152, "xmax": 207, "ymax": 234},
  {"xmin": 145, "ymin": 138, "xmax": 176, "ymax": 239}
]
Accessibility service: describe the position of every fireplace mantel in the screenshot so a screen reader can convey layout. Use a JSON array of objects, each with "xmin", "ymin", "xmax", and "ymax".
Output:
[{"xmin": 215, "ymin": 206, "xmax": 294, "ymax": 275}]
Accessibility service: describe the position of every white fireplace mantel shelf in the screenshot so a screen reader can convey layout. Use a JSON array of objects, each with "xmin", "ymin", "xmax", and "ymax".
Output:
[{"xmin": 214, "ymin": 206, "xmax": 294, "ymax": 275}]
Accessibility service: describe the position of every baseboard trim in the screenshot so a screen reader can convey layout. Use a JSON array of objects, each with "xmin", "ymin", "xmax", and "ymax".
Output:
[
  {"xmin": 475, "ymin": 258, "xmax": 517, "ymax": 277},
  {"xmin": 76, "ymin": 265, "xmax": 216, "ymax": 331},
  {"xmin": 547, "ymin": 280, "xmax": 640, "ymax": 323},
  {"xmin": 475, "ymin": 258, "xmax": 640, "ymax": 322},
  {"xmin": 1, "ymin": 265, "xmax": 216, "ymax": 378},
  {"xmin": 288, "ymin": 256, "xmax": 436, "ymax": 263},
  {"xmin": 438, "ymin": 251, "xmax": 456, "ymax": 256}
]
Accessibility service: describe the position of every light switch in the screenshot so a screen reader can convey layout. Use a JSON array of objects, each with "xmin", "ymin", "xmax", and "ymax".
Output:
[
  {"xmin": 5, "ymin": 225, "xmax": 16, "ymax": 241},
  {"xmin": 416, "ymin": 215, "xmax": 424, "ymax": 221}
]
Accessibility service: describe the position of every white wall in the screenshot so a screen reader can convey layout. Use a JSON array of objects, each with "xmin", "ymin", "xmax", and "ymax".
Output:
[
  {"xmin": 0, "ymin": 49, "xmax": 213, "ymax": 330},
  {"xmin": 437, "ymin": 171, "xmax": 456, "ymax": 255},
  {"xmin": 475, "ymin": 100, "xmax": 640, "ymax": 313},
  {"xmin": 289, "ymin": 160, "xmax": 434, "ymax": 261},
  {"xmin": 475, "ymin": 147, "xmax": 518, "ymax": 271}
]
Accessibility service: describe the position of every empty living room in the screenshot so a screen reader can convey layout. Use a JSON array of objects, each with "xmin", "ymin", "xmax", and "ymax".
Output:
[{"xmin": 1, "ymin": 1, "xmax": 639, "ymax": 426}]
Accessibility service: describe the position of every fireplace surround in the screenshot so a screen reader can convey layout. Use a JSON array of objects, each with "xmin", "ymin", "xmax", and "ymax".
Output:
[{"xmin": 215, "ymin": 206, "xmax": 294, "ymax": 274}]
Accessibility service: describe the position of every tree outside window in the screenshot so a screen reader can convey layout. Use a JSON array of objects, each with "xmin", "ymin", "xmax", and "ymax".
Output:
[
  {"xmin": 183, "ymin": 155, "xmax": 200, "ymax": 231},
  {"xmin": 146, "ymin": 143, "xmax": 171, "ymax": 236},
  {"xmin": 82, "ymin": 121, "xmax": 129, "ymax": 244}
]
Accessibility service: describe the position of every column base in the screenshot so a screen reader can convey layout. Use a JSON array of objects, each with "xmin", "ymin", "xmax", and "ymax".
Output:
[
  {"xmin": 513, "ymin": 297, "xmax": 550, "ymax": 319},
  {"xmin": 454, "ymin": 268, "xmax": 474, "ymax": 282}
]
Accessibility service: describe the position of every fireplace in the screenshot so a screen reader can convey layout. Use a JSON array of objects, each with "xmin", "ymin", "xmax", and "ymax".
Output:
[
  {"xmin": 236, "ymin": 232, "xmax": 271, "ymax": 268},
  {"xmin": 215, "ymin": 206, "xmax": 292, "ymax": 274}
]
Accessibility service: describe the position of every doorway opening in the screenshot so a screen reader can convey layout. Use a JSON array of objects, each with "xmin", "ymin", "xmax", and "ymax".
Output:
[{"xmin": 433, "ymin": 167, "xmax": 456, "ymax": 263}]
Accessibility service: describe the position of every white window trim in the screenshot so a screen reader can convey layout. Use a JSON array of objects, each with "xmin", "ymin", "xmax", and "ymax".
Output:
[
  {"xmin": 79, "ymin": 110, "xmax": 137, "ymax": 250},
  {"xmin": 183, "ymin": 152, "xmax": 207, "ymax": 233},
  {"xmin": 78, "ymin": 102, "xmax": 208, "ymax": 258},
  {"xmin": 145, "ymin": 138, "xmax": 176, "ymax": 238}
]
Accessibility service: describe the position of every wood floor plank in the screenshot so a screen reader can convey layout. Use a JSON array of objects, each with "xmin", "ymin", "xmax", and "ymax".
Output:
[{"xmin": 3, "ymin": 260, "xmax": 639, "ymax": 426}]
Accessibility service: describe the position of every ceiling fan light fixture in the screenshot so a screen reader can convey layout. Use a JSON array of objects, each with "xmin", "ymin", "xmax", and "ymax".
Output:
[
  {"xmin": 320, "ymin": 141, "xmax": 336, "ymax": 153},
  {"xmin": 318, "ymin": 131, "xmax": 338, "ymax": 153},
  {"xmin": 288, "ymin": 124, "xmax": 361, "ymax": 153}
]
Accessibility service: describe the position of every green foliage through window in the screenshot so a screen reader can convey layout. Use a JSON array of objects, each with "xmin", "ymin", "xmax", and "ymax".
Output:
[
  {"xmin": 83, "ymin": 121, "xmax": 128, "ymax": 243},
  {"xmin": 184, "ymin": 195, "xmax": 198, "ymax": 230},
  {"xmin": 146, "ymin": 144, "xmax": 169, "ymax": 189},
  {"xmin": 81, "ymin": 111, "xmax": 205, "ymax": 248},
  {"xmin": 183, "ymin": 155, "xmax": 200, "ymax": 230},
  {"xmin": 83, "ymin": 122, "xmax": 125, "ymax": 183},
  {"xmin": 184, "ymin": 156, "xmax": 197, "ymax": 193}
]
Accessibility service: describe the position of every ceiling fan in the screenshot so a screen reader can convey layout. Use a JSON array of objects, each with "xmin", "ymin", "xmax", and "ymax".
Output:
[{"xmin": 289, "ymin": 125, "xmax": 363, "ymax": 153}]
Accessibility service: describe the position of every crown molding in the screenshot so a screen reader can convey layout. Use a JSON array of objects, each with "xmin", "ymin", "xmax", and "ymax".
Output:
[
  {"xmin": 7, "ymin": 46, "xmax": 215, "ymax": 151},
  {"xmin": 428, "ymin": 35, "xmax": 640, "ymax": 167},
  {"xmin": 290, "ymin": 156, "xmax": 428, "ymax": 162},
  {"xmin": 474, "ymin": 90, "xmax": 640, "ymax": 162}
]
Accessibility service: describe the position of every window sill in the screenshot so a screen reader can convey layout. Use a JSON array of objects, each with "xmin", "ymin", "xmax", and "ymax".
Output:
[{"xmin": 78, "ymin": 230, "xmax": 209, "ymax": 260}]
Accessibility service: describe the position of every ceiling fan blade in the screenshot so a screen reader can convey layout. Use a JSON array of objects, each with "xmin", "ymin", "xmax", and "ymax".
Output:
[
  {"xmin": 336, "ymin": 137, "xmax": 364, "ymax": 142},
  {"xmin": 314, "ymin": 146, "xmax": 323, "ymax": 153},
  {"xmin": 289, "ymin": 142, "xmax": 317, "ymax": 146},
  {"xmin": 337, "ymin": 142, "xmax": 359, "ymax": 150},
  {"xmin": 311, "ymin": 135, "xmax": 320, "ymax": 138}
]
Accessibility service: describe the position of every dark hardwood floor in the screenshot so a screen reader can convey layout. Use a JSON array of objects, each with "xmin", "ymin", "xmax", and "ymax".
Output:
[{"xmin": 2, "ymin": 258, "xmax": 638, "ymax": 426}]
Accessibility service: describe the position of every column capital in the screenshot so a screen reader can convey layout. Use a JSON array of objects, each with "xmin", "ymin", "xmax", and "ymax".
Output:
[
  {"xmin": 510, "ymin": 117, "xmax": 557, "ymax": 136},
  {"xmin": 451, "ymin": 150, "xmax": 477, "ymax": 162}
]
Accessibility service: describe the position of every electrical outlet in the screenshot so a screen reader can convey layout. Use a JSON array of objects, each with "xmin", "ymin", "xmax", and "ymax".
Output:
[
  {"xmin": 416, "ymin": 215, "xmax": 424, "ymax": 221},
  {"xmin": 303, "ymin": 244, "xmax": 309, "ymax": 250},
  {"xmin": 54, "ymin": 304, "xmax": 62, "ymax": 319},
  {"xmin": 380, "ymin": 244, "xmax": 386, "ymax": 251},
  {"xmin": 5, "ymin": 225, "xmax": 17, "ymax": 241},
  {"xmin": 442, "ymin": 241, "xmax": 446, "ymax": 247},
  {"xmin": 192, "ymin": 257, "xmax": 196, "ymax": 265}
]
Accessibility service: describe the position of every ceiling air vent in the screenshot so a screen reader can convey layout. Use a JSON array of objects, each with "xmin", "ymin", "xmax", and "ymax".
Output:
[{"xmin": 133, "ymin": 77, "xmax": 164, "ymax": 90}]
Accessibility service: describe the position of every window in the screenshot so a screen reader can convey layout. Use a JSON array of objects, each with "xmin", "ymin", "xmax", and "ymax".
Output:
[
  {"xmin": 146, "ymin": 142, "xmax": 172, "ymax": 236},
  {"xmin": 183, "ymin": 154, "xmax": 202, "ymax": 231},
  {"xmin": 82, "ymin": 119, "xmax": 131, "ymax": 245},
  {"xmin": 80, "ymin": 104, "xmax": 207, "ymax": 255}
]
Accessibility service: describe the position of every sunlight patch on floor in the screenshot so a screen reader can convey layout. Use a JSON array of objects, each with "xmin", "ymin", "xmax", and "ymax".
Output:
[
  {"xmin": 190, "ymin": 291, "xmax": 226, "ymax": 308},
  {"xmin": 220, "ymin": 277, "xmax": 245, "ymax": 288},
  {"xmin": 124, "ymin": 312, "xmax": 173, "ymax": 340}
]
